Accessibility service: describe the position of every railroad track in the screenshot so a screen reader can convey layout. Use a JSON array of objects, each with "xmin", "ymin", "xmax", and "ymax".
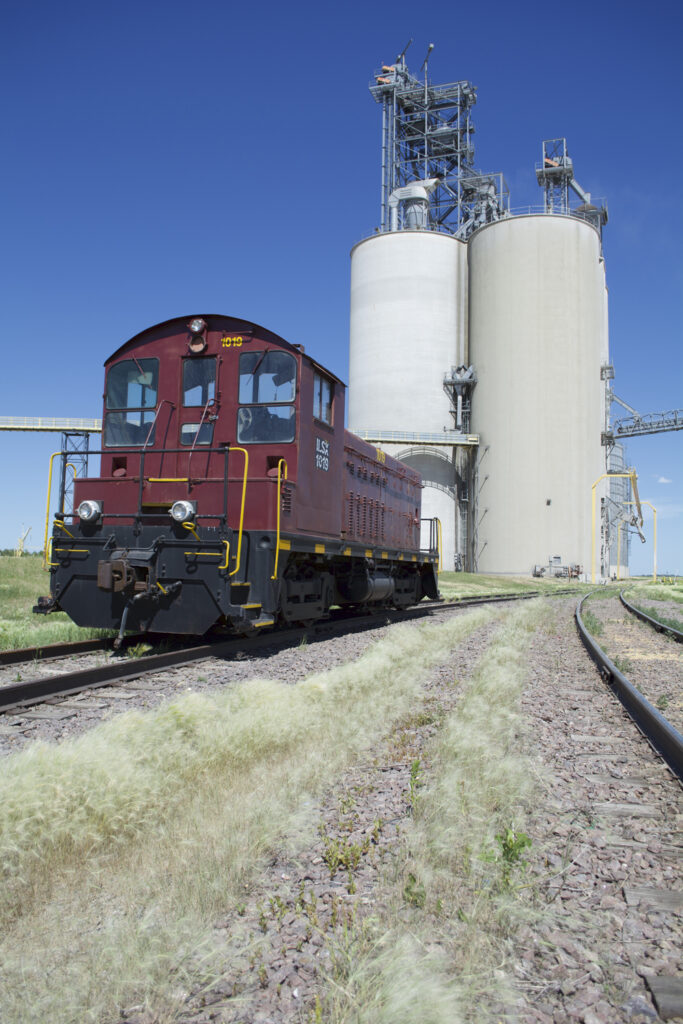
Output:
[
  {"xmin": 620, "ymin": 589, "xmax": 683, "ymax": 642},
  {"xmin": 0, "ymin": 591, "xmax": 543, "ymax": 714},
  {"xmin": 576, "ymin": 592, "xmax": 683, "ymax": 782}
]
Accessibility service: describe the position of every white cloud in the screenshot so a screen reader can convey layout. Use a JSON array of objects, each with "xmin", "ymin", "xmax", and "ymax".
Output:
[{"xmin": 657, "ymin": 476, "xmax": 672, "ymax": 484}]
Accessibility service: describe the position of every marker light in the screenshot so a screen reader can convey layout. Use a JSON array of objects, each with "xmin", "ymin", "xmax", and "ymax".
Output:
[
  {"xmin": 169, "ymin": 500, "xmax": 196, "ymax": 523},
  {"xmin": 77, "ymin": 500, "xmax": 102, "ymax": 522}
]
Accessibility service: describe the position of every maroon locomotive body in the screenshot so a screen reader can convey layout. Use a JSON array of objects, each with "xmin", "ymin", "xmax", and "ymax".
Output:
[{"xmin": 43, "ymin": 315, "xmax": 439, "ymax": 639}]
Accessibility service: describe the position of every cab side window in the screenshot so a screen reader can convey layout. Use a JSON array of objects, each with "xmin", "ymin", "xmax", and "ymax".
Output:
[{"xmin": 313, "ymin": 371, "xmax": 333, "ymax": 425}]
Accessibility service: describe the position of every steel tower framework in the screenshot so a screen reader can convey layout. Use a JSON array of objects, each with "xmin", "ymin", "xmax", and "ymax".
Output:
[{"xmin": 370, "ymin": 49, "xmax": 508, "ymax": 236}]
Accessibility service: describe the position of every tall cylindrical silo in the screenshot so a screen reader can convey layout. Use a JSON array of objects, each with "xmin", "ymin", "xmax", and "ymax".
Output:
[
  {"xmin": 348, "ymin": 231, "xmax": 468, "ymax": 570},
  {"xmin": 468, "ymin": 214, "xmax": 607, "ymax": 576}
]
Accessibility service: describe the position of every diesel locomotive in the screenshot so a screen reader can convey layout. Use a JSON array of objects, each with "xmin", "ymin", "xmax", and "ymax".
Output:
[{"xmin": 38, "ymin": 315, "xmax": 440, "ymax": 642}]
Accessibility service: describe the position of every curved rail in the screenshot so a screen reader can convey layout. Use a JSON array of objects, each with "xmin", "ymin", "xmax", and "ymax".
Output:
[
  {"xmin": 576, "ymin": 593, "xmax": 683, "ymax": 781},
  {"xmin": 620, "ymin": 590, "xmax": 683, "ymax": 643},
  {"xmin": 1, "ymin": 591, "xmax": 545, "ymax": 713}
]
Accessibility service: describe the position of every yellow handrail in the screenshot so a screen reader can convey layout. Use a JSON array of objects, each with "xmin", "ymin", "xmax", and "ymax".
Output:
[
  {"xmin": 42, "ymin": 456, "xmax": 78, "ymax": 568},
  {"xmin": 271, "ymin": 458, "xmax": 288, "ymax": 579},
  {"xmin": 219, "ymin": 539, "xmax": 230, "ymax": 570},
  {"xmin": 183, "ymin": 540, "xmax": 230, "ymax": 567},
  {"xmin": 228, "ymin": 447, "xmax": 249, "ymax": 577},
  {"xmin": 43, "ymin": 452, "xmax": 60, "ymax": 568},
  {"xmin": 54, "ymin": 520, "xmax": 75, "ymax": 538},
  {"xmin": 45, "ymin": 536, "xmax": 59, "ymax": 567}
]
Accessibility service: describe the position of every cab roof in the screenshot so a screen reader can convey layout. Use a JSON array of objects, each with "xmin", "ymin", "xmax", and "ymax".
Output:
[{"xmin": 105, "ymin": 314, "xmax": 346, "ymax": 387}]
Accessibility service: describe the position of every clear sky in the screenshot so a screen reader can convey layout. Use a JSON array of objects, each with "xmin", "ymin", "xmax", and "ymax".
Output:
[{"xmin": 2, "ymin": 0, "xmax": 681, "ymax": 573}]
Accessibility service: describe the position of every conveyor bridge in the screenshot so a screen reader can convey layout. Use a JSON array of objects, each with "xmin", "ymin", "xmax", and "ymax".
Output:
[
  {"xmin": 0, "ymin": 417, "xmax": 102, "ymax": 433},
  {"xmin": 355, "ymin": 429, "xmax": 479, "ymax": 447}
]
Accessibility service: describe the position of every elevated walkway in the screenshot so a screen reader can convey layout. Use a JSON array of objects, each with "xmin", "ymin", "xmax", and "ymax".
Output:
[
  {"xmin": 0, "ymin": 417, "xmax": 102, "ymax": 433},
  {"xmin": 354, "ymin": 428, "xmax": 479, "ymax": 447}
]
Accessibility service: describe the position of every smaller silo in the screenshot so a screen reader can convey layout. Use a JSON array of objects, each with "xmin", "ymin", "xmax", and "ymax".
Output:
[{"xmin": 348, "ymin": 230, "xmax": 468, "ymax": 569}]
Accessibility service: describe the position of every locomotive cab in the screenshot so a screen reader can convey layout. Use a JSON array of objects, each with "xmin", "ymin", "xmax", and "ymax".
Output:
[{"xmin": 42, "ymin": 314, "xmax": 439, "ymax": 640}]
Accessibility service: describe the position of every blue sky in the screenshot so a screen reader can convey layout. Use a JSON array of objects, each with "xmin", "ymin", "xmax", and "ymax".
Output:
[{"xmin": 1, "ymin": 0, "xmax": 681, "ymax": 573}]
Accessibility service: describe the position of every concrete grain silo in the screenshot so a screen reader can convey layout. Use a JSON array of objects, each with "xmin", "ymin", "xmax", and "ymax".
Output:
[
  {"xmin": 348, "ymin": 230, "xmax": 468, "ymax": 569},
  {"xmin": 468, "ymin": 214, "xmax": 608, "ymax": 574}
]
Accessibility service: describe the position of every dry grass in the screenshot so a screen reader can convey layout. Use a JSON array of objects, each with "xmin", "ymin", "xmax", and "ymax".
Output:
[
  {"xmin": 321, "ymin": 599, "xmax": 550, "ymax": 1023},
  {"xmin": 0, "ymin": 604, "xmax": 498, "ymax": 1024}
]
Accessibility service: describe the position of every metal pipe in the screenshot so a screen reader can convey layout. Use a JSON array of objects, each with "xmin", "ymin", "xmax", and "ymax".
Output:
[
  {"xmin": 228, "ymin": 446, "xmax": 249, "ymax": 577},
  {"xmin": 624, "ymin": 500, "xmax": 657, "ymax": 581},
  {"xmin": 271, "ymin": 458, "xmax": 288, "ymax": 579}
]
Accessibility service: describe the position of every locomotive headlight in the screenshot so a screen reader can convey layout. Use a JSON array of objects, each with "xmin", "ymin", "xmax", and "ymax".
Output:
[
  {"xmin": 188, "ymin": 318, "xmax": 206, "ymax": 334},
  {"xmin": 77, "ymin": 499, "xmax": 102, "ymax": 522},
  {"xmin": 169, "ymin": 500, "xmax": 196, "ymax": 523}
]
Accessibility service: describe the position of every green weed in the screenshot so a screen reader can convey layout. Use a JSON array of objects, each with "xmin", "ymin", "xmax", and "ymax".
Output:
[
  {"xmin": 409, "ymin": 758, "xmax": 423, "ymax": 807},
  {"xmin": 495, "ymin": 825, "xmax": 532, "ymax": 888},
  {"xmin": 319, "ymin": 825, "xmax": 368, "ymax": 877},
  {"xmin": 580, "ymin": 607, "xmax": 604, "ymax": 636},
  {"xmin": 126, "ymin": 642, "xmax": 154, "ymax": 658},
  {"xmin": 403, "ymin": 872, "xmax": 426, "ymax": 908},
  {"xmin": 612, "ymin": 655, "xmax": 633, "ymax": 675}
]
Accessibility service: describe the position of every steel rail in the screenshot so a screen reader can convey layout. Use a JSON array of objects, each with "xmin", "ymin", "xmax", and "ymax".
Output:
[
  {"xmin": 0, "ymin": 634, "xmax": 147, "ymax": 668},
  {"xmin": 0, "ymin": 590, "xmax": 546, "ymax": 713},
  {"xmin": 575, "ymin": 593, "xmax": 683, "ymax": 782},
  {"xmin": 619, "ymin": 591, "xmax": 683, "ymax": 643}
]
